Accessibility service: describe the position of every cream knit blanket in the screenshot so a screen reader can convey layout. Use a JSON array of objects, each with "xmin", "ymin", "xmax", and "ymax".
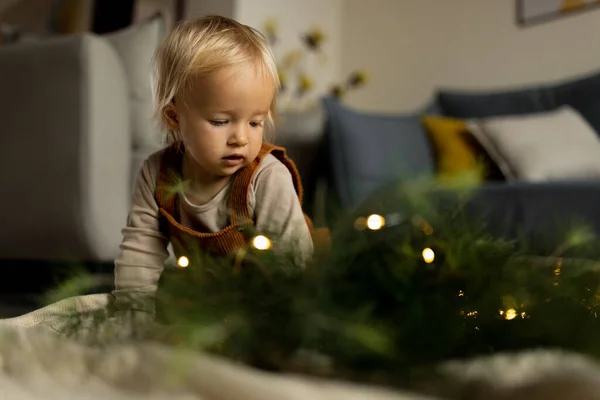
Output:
[{"xmin": 1, "ymin": 295, "xmax": 600, "ymax": 399}]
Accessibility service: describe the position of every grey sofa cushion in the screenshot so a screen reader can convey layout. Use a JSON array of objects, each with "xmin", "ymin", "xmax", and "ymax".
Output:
[
  {"xmin": 322, "ymin": 97, "xmax": 435, "ymax": 208},
  {"xmin": 552, "ymin": 69, "xmax": 600, "ymax": 134},
  {"xmin": 436, "ymin": 69, "xmax": 600, "ymax": 134},
  {"xmin": 437, "ymin": 85, "xmax": 553, "ymax": 118}
]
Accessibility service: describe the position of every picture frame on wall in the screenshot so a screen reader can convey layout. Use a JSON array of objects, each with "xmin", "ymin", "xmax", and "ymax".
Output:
[{"xmin": 517, "ymin": 0, "xmax": 600, "ymax": 26}]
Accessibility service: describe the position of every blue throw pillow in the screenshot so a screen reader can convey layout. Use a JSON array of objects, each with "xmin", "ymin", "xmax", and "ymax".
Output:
[{"xmin": 322, "ymin": 97, "xmax": 435, "ymax": 208}]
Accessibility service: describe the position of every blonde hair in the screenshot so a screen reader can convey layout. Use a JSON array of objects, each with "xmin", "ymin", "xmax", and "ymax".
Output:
[{"xmin": 152, "ymin": 15, "xmax": 280, "ymax": 144}]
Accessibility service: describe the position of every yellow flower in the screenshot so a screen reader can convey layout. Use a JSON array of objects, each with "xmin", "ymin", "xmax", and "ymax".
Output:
[
  {"xmin": 281, "ymin": 49, "xmax": 303, "ymax": 69},
  {"xmin": 263, "ymin": 18, "xmax": 278, "ymax": 44},
  {"xmin": 302, "ymin": 27, "xmax": 325, "ymax": 50},
  {"xmin": 264, "ymin": 18, "xmax": 278, "ymax": 35},
  {"xmin": 330, "ymin": 85, "xmax": 345, "ymax": 99},
  {"xmin": 299, "ymin": 74, "xmax": 314, "ymax": 93},
  {"xmin": 348, "ymin": 70, "xmax": 369, "ymax": 87}
]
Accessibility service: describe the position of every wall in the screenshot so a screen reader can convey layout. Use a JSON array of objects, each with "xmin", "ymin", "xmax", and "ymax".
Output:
[
  {"xmin": 184, "ymin": 0, "xmax": 235, "ymax": 20},
  {"xmin": 134, "ymin": 0, "xmax": 176, "ymax": 30},
  {"xmin": 341, "ymin": 0, "xmax": 600, "ymax": 112}
]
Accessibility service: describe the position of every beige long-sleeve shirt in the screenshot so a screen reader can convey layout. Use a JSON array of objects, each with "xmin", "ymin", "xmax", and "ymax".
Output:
[{"xmin": 113, "ymin": 148, "xmax": 313, "ymax": 308}]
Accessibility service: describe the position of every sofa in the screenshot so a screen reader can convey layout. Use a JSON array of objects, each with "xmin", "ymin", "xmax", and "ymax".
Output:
[
  {"xmin": 2, "ymin": 10, "xmax": 600, "ymax": 299},
  {"xmin": 321, "ymin": 66, "xmax": 600, "ymax": 253}
]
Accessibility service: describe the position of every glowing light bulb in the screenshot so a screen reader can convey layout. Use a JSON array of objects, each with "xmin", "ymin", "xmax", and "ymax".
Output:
[
  {"xmin": 422, "ymin": 247, "xmax": 435, "ymax": 263},
  {"xmin": 252, "ymin": 235, "xmax": 272, "ymax": 250},
  {"xmin": 505, "ymin": 308, "xmax": 517, "ymax": 320},
  {"xmin": 177, "ymin": 256, "xmax": 189, "ymax": 268},
  {"xmin": 366, "ymin": 214, "xmax": 385, "ymax": 230}
]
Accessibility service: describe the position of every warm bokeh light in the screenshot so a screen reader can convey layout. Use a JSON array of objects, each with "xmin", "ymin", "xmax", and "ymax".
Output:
[
  {"xmin": 177, "ymin": 256, "xmax": 189, "ymax": 268},
  {"xmin": 422, "ymin": 247, "xmax": 435, "ymax": 263},
  {"xmin": 252, "ymin": 235, "xmax": 272, "ymax": 250},
  {"xmin": 504, "ymin": 308, "xmax": 517, "ymax": 320},
  {"xmin": 366, "ymin": 214, "xmax": 385, "ymax": 230}
]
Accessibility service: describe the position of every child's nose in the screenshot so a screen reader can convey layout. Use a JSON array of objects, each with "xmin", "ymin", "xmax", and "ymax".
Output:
[{"xmin": 229, "ymin": 126, "xmax": 249, "ymax": 146}]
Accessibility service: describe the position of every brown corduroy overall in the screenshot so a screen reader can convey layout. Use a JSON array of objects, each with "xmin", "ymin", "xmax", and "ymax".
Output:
[{"xmin": 154, "ymin": 141, "xmax": 325, "ymax": 261}]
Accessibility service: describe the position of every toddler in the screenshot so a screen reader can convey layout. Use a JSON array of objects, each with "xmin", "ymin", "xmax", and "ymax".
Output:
[{"xmin": 112, "ymin": 15, "xmax": 314, "ymax": 313}]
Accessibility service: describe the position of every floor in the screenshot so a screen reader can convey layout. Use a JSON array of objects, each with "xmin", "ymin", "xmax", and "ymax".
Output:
[
  {"xmin": 0, "ymin": 260, "xmax": 114, "ymax": 319},
  {"xmin": 0, "ymin": 294, "xmax": 39, "ymax": 318}
]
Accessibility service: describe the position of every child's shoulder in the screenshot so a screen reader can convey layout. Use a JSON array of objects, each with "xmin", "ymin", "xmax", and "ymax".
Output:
[
  {"xmin": 252, "ymin": 153, "xmax": 294, "ymax": 187},
  {"xmin": 255, "ymin": 153, "xmax": 292, "ymax": 177},
  {"xmin": 146, "ymin": 146, "xmax": 170, "ymax": 166},
  {"xmin": 137, "ymin": 146, "xmax": 172, "ymax": 186}
]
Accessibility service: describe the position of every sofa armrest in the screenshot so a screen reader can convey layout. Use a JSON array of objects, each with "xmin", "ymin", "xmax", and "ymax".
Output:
[{"xmin": 0, "ymin": 34, "xmax": 131, "ymax": 262}]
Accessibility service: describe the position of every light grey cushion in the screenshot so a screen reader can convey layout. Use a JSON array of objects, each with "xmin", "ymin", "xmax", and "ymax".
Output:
[
  {"xmin": 467, "ymin": 106, "xmax": 600, "ymax": 182},
  {"xmin": 105, "ymin": 12, "xmax": 166, "ymax": 149}
]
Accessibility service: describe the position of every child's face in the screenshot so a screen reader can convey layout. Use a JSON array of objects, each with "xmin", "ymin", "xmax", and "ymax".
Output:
[{"xmin": 172, "ymin": 64, "xmax": 274, "ymax": 182}]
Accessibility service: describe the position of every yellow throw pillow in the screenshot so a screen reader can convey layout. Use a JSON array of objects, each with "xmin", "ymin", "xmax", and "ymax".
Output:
[{"xmin": 421, "ymin": 115, "xmax": 486, "ymax": 183}]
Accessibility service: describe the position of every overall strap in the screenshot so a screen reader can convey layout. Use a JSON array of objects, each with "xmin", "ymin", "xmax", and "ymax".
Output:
[
  {"xmin": 227, "ymin": 143, "xmax": 306, "ymax": 225},
  {"xmin": 264, "ymin": 144, "xmax": 316, "ymax": 231},
  {"xmin": 266, "ymin": 145, "xmax": 304, "ymax": 206},
  {"xmin": 227, "ymin": 144, "xmax": 273, "ymax": 227}
]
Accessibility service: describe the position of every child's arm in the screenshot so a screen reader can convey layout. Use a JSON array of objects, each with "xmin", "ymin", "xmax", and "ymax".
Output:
[
  {"xmin": 252, "ymin": 159, "xmax": 314, "ymax": 264},
  {"xmin": 112, "ymin": 155, "xmax": 170, "ymax": 313}
]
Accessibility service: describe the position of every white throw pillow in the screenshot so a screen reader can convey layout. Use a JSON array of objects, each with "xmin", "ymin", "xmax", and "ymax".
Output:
[
  {"xmin": 104, "ymin": 12, "xmax": 166, "ymax": 149},
  {"xmin": 467, "ymin": 106, "xmax": 600, "ymax": 182}
]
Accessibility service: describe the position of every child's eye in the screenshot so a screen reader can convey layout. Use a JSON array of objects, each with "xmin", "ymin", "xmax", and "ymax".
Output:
[
  {"xmin": 250, "ymin": 121, "xmax": 264, "ymax": 128},
  {"xmin": 209, "ymin": 120, "xmax": 227, "ymax": 126}
]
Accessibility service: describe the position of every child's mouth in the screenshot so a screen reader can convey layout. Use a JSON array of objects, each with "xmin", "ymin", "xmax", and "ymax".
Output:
[{"xmin": 222, "ymin": 154, "xmax": 244, "ymax": 166}]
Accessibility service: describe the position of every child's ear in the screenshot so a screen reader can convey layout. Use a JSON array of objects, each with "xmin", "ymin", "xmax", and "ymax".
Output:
[{"xmin": 163, "ymin": 102, "xmax": 180, "ymax": 133}]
